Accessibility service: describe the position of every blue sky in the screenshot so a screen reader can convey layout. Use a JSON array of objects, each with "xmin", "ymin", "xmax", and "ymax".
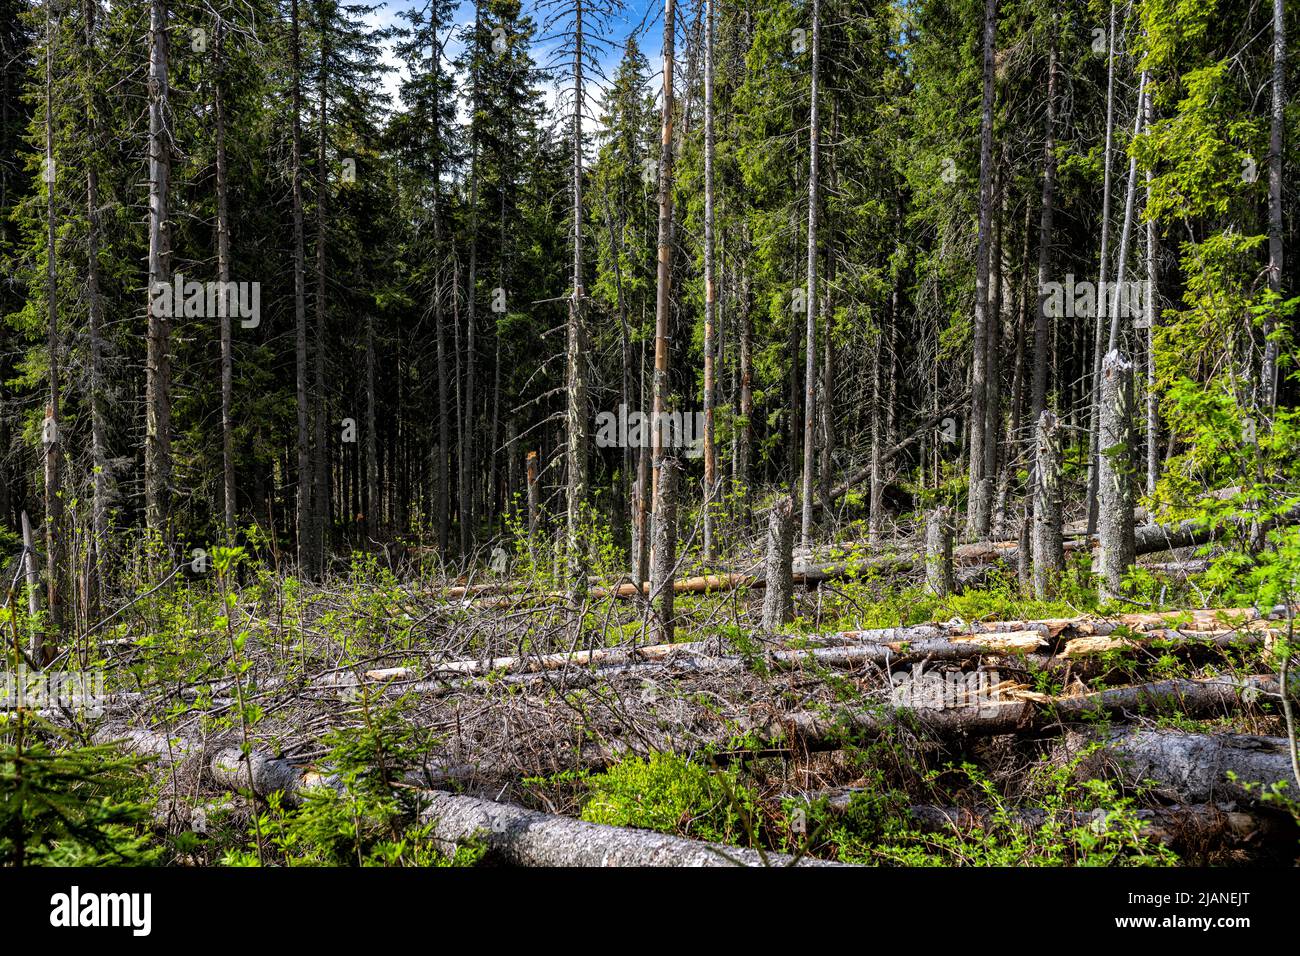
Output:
[{"xmin": 365, "ymin": 0, "xmax": 665, "ymax": 121}]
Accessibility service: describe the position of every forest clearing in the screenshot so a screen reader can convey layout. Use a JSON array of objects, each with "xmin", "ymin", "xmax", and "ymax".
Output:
[{"xmin": 0, "ymin": 0, "xmax": 1298, "ymax": 894}]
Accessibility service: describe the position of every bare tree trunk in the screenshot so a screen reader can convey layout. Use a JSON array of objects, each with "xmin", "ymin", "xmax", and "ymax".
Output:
[
  {"xmin": 701, "ymin": 0, "xmax": 718, "ymax": 563},
  {"xmin": 1016, "ymin": 508, "xmax": 1031, "ymax": 594},
  {"xmin": 1105, "ymin": 71, "xmax": 1148, "ymax": 353},
  {"xmin": 145, "ymin": 0, "xmax": 172, "ymax": 545},
  {"xmin": 966, "ymin": 0, "xmax": 997, "ymax": 540},
  {"xmin": 736, "ymin": 253, "xmax": 753, "ymax": 522},
  {"xmin": 215, "ymin": 18, "xmax": 235, "ymax": 537},
  {"xmin": 1098, "ymin": 350, "xmax": 1136, "ymax": 600},
  {"xmin": 566, "ymin": 0, "xmax": 589, "ymax": 593},
  {"xmin": 312, "ymin": 7, "xmax": 331, "ymax": 575},
  {"xmin": 650, "ymin": 0, "xmax": 676, "ymax": 559},
  {"xmin": 429, "ymin": 14, "xmax": 449, "ymax": 557},
  {"xmin": 925, "ymin": 506, "xmax": 954, "ymax": 598},
  {"xmin": 799, "ymin": 0, "xmax": 821, "ymax": 549},
  {"xmin": 365, "ymin": 314, "xmax": 379, "ymax": 538},
  {"xmin": 22, "ymin": 512, "xmax": 41, "ymax": 650},
  {"xmin": 1029, "ymin": 5, "xmax": 1057, "ymax": 441},
  {"xmin": 83, "ymin": 0, "xmax": 110, "ymax": 607},
  {"xmin": 1260, "ymin": 0, "xmax": 1284, "ymax": 416},
  {"xmin": 1144, "ymin": 86, "xmax": 1159, "ymax": 497},
  {"xmin": 649, "ymin": 458, "xmax": 677, "ymax": 643},
  {"xmin": 1085, "ymin": 2, "xmax": 1118, "ymax": 536},
  {"xmin": 290, "ymin": 0, "xmax": 312, "ymax": 576},
  {"xmin": 761, "ymin": 496, "xmax": 794, "ymax": 631},
  {"xmin": 40, "ymin": 2, "xmax": 61, "ymax": 659},
  {"xmin": 1032, "ymin": 410, "xmax": 1063, "ymax": 600},
  {"xmin": 868, "ymin": 311, "xmax": 884, "ymax": 545}
]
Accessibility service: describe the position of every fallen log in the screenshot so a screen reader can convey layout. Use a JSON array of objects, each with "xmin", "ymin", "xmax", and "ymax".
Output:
[
  {"xmin": 417, "ymin": 790, "xmax": 843, "ymax": 867},
  {"xmin": 115, "ymin": 728, "xmax": 843, "ymax": 866},
  {"xmin": 747, "ymin": 674, "xmax": 1284, "ymax": 746},
  {"xmin": 1093, "ymin": 728, "xmax": 1300, "ymax": 803}
]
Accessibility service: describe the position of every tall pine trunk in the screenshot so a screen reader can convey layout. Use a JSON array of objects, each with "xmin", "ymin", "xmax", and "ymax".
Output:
[
  {"xmin": 145, "ymin": 0, "xmax": 172, "ymax": 545},
  {"xmin": 799, "ymin": 0, "xmax": 820, "ymax": 549}
]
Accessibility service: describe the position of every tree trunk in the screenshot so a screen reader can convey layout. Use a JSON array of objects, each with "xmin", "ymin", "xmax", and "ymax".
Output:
[
  {"xmin": 650, "ymin": 0, "xmax": 675, "ymax": 522},
  {"xmin": 1144, "ymin": 84, "xmax": 1159, "ymax": 497},
  {"xmin": 1105, "ymin": 71, "xmax": 1148, "ymax": 353},
  {"xmin": 312, "ymin": 6, "xmax": 331, "ymax": 575},
  {"xmin": 761, "ymin": 496, "xmax": 795, "ymax": 631},
  {"xmin": 1259, "ymin": 0, "xmax": 1283, "ymax": 415},
  {"xmin": 966, "ymin": 0, "xmax": 997, "ymax": 540},
  {"xmin": 40, "ymin": 0, "xmax": 62, "ymax": 658},
  {"xmin": 649, "ymin": 457, "xmax": 678, "ymax": 644},
  {"xmin": 83, "ymin": 0, "xmax": 110, "ymax": 609},
  {"xmin": 1098, "ymin": 350, "xmax": 1136, "ymax": 599},
  {"xmin": 1092, "ymin": 729, "xmax": 1299, "ymax": 804},
  {"xmin": 566, "ymin": 0, "xmax": 589, "ymax": 594},
  {"xmin": 1085, "ymin": 2, "xmax": 1118, "ymax": 537},
  {"xmin": 1029, "ymin": 5, "xmax": 1057, "ymax": 441},
  {"xmin": 799, "ymin": 0, "xmax": 821, "ymax": 549},
  {"xmin": 365, "ymin": 314, "xmax": 380, "ymax": 537},
  {"xmin": 701, "ymin": 0, "xmax": 718, "ymax": 563},
  {"xmin": 215, "ymin": 19, "xmax": 236, "ymax": 537},
  {"xmin": 290, "ymin": 0, "xmax": 312, "ymax": 576},
  {"xmin": 925, "ymin": 506, "xmax": 954, "ymax": 598},
  {"xmin": 1032, "ymin": 410, "xmax": 1063, "ymax": 600},
  {"xmin": 145, "ymin": 0, "xmax": 172, "ymax": 545}
]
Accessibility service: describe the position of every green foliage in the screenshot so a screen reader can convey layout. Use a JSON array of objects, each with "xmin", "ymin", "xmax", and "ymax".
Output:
[
  {"xmin": 0, "ymin": 715, "xmax": 159, "ymax": 866},
  {"xmin": 580, "ymin": 752, "xmax": 760, "ymax": 846}
]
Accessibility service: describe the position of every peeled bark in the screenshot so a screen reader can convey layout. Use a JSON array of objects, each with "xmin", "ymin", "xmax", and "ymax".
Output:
[
  {"xmin": 925, "ymin": 506, "xmax": 954, "ymax": 597},
  {"xmin": 1032, "ymin": 410, "xmax": 1063, "ymax": 600},
  {"xmin": 1098, "ymin": 350, "xmax": 1136, "ymax": 599},
  {"xmin": 761, "ymin": 496, "xmax": 795, "ymax": 631}
]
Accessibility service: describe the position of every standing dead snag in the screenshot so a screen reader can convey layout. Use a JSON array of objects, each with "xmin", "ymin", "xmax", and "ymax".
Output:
[
  {"xmin": 649, "ymin": 457, "xmax": 678, "ymax": 643},
  {"xmin": 1098, "ymin": 350, "xmax": 1136, "ymax": 600},
  {"xmin": 761, "ymin": 496, "xmax": 795, "ymax": 631},
  {"xmin": 1032, "ymin": 410, "xmax": 1063, "ymax": 599},
  {"xmin": 925, "ymin": 506, "xmax": 954, "ymax": 597}
]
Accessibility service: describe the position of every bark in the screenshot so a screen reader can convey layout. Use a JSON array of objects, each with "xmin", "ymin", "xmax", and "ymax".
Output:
[
  {"xmin": 1105, "ymin": 71, "xmax": 1148, "ymax": 353},
  {"xmin": 40, "ymin": 2, "xmax": 62, "ymax": 657},
  {"xmin": 1092, "ymin": 728, "xmax": 1299, "ymax": 804},
  {"xmin": 291, "ymin": 0, "xmax": 312, "ymax": 576},
  {"xmin": 799, "ymin": 0, "xmax": 821, "ymax": 549},
  {"xmin": 736, "ymin": 245, "xmax": 753, "ymax": 521},
  {"xmin": 215, "ymin": 19, "xmax": 235, "ymax": 536},
  {"xmin": 1017, "ymin": 509, "xmax": 1031, "ymax": 593},
  {"xmin": 1085, "ymin": 2, "xmax": 1118, "ymax": 537},
  {"xmin": 526, "ymin": 450, "xmax": 540, "ymax": 538},
  {"xmin": 1098, "ymin": 350, "xmax": 1136, "ymax": 599},
  {"xmin": 701, "ymin": 0, "xmax": 718, "ymax": 563},
  {"xmin": 761, "ymin": 496, "xmax": 795, "ymax": 631},
  {"xmin": 1029, "ymin": 6, "xmax": 1057, "ymax": 448},
  {"xmin": 431, "ymin": 12, "xmax": 449, "ymax": 557},
  {"xmin": 1032, "ymin": 410, "xmax": 1063, "ymax": 599},
  {"xmin": 1260, "ymin": 0, "xmax": 1284, "ymax": 416},
  {"xmin": 566, "ymin": 0, "xmax": 589, "ymax": 592},
  {"xmin": 145, "ymin": 0, "xmax": 172, "ymax": 542},
  {"xmin": 650, "ymin": 0, "xmax": 675, "ymax": 510},
  {"xmin": 311, "ymin": 6, "xmax": 331, "ymax": 574},
  {"xmin": 966, "ymin": 0, "xmax": 997, "ymax": 539},
  {"xmin": 925, "ymin": 506, "xmax": 954, "ymax": 598},
  {"xmin": 364, "ymin": 314, "xmax": 380, "ymax": 536},
  {"xmin": 868, "ymin": 313, "xmax": 884, "ymax": 545},
  {"xmin": 649, "ymin": 457, "xmax": 678, "ymax": 643},
  {"xmin": 83, "ymin": 0, "xmax": 111, "ymax": 606}
]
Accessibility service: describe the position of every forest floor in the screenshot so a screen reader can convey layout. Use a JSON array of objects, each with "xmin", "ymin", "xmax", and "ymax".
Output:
[{"xmin": 12, "ymin": 524, "xmax": 1300, "ymax": 867}]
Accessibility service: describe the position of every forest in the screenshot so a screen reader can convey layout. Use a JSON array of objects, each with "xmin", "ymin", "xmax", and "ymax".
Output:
[{"xmin": 0, "ymin": 0, "xmax": 1298, "ymax": 872}]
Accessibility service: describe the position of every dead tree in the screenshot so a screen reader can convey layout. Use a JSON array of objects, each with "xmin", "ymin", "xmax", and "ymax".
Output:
[
  {"xmin": 925, "ymin": 505, "xmax": 954, "ymax": 597},
  {"xmin": 649, "ymin": 457, "xmax": 678, "ymax": 643},
  {"xmin": 761, "ymin": 496, "xmax": 795, "ymax": 630},
  {"xmin": 1032, "ymin": 410, "xmax": 1063, "ymax": 600},
  {"xmin": 1098, "ymin": 350, "xmax": 1136, "ymax": 599}
]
